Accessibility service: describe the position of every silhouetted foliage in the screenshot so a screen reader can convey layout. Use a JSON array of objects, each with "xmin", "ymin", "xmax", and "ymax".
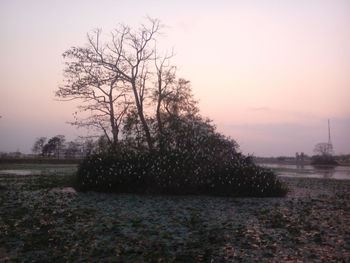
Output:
[
  {"xmin": 312, "ymin": 142, "xmax": 337, "ymax": 165},
  {"xmin": 75, "ymin": 118, "xmax": 288, "ymax": 197},
  {"xmin": 42, "ymin": 135, "xmax": 66, "ymax": 158},
  {"xmin": 32, "ymin": 137, "xmax": 47, "ymax": 155},
  {"xmin": 65, "ymin": 141, "xmax": 80, "ymax": 158},
  {"xmin": 311, "ymin": 155, "xmax": 338, "ymax": 166},
  {"xmin": 313, "ymin": 142, "xmax": 333, "ymax": 156},
  {"xmin": 75, "ymin": 148, "xmax": 287, "ymax": 197},
  {"xmin": 63, "ymin": 18, "xmax": 288, "ymax": 197}
]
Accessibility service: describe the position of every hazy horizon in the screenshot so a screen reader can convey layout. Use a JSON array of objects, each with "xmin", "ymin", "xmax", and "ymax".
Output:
[{"xmin": 1, "ymin": 0, "xmax": 349, "ymax": 157}]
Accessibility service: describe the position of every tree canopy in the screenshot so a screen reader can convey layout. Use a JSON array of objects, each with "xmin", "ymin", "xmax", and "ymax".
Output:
[
  {"xmin": 56, "ymin": 18, "xmax": 225, "ymax": 153},
  {"xmin": 55, "ymin": 18, "xmax": 288, "ymax": 198}
]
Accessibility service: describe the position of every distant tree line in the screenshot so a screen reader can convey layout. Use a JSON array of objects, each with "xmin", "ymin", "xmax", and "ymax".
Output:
[{"xmin": 31, "ymin": 135, "xmax": 111, "ymax": 158}]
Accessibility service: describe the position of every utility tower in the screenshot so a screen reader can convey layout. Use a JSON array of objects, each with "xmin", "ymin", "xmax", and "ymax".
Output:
[{"xmin": 327, "ymin": 119, "xmax": 333, "ymax": 155}]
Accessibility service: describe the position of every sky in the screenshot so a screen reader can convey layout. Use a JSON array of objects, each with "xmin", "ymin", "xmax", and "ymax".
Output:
[{"xmin": 0, "ymin": 0, "xmax": 349, "ymax": 157}]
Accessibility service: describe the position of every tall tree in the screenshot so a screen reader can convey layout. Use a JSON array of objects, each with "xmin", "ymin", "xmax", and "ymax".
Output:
[
  {"xmin": 32, "ymin": 137, "xmax": 47, "ymax": 155},
  {"xmin": 58, "ymin": 18, "xmax": 164, "ymax": 150},
  {"xmin": 154, "ymin": 52, "xmax": 176, "ymax": 137},
  {"xmin": 57, "ymin": 18, "xmax": 199, "ymax": 151},
  {"xmin": 42, "ymin": 135, "xmax": 66, "ymax": 158},
  {"xmin": 56, "ymin": 29, "xmax": 130, "ymax": 149},
  {"xmin": 314, "ymin": 142, "xmax": 333, "ymax": 156},
  {"xmin": 104, "ymin": 18, "xmax": 161, "ymax": 149},
  {"xmin": 160, "ymin": 78, "xmax": 199, "ymax": 119},
  {"xmin": 65, "ymin": 141, "xmax": 80, "ymax": 158}
]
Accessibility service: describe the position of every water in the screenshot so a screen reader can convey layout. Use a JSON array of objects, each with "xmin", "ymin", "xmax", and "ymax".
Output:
[
  {"xmin": 2, "ymin": 163, "xmax": 350, "ymax": 180},
  {"xmin": 261, "ymin": 163, "xmax": 350, "ymax": 180},
  {"xmin": 0, "ymin": 169, "xmax": 41, "ymax": 175},
  {"xmin": 0, "ymin": 165, "xmax": 78, "ymax": 176}
]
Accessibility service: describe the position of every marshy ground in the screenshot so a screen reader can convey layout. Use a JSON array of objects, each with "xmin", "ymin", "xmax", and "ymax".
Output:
[{"xmin": 0, "ymin": 167, "xmax": 349, "ymax": 262}]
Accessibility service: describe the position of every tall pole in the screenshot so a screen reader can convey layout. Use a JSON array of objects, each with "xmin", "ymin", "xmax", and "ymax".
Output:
[
  {"xmin": 328, "ymin": 119, "xmax": 331, "ymax": 145},
  {"xmin": 327, "ymin": 119, "xmax": 333, "ymax": 155}
]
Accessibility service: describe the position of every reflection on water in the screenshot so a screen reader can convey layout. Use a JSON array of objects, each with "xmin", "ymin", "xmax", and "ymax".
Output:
[
  {"xmin": 2, "ymin": 164, "xmax": 349, "ymax": 180},
  {"xmin": 0, "ymin": 169, "xmax": 40, "ymax": 175},
  {"xmin": 0, "ymin": 167, "xmax": 77, "ymax": 176},
  {"xmin": 261, "ymin": 163, "xmax": 350, "ymax": 179},
  {"xmin": 312, "ymin": 166, "xmax": 337, "ymax": 179}
]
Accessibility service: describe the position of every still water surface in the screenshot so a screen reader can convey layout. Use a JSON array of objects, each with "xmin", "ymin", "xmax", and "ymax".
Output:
[
  {"xmin": 261, "ymin": 163, "xmax": 350, "ymax": 180},
  {"xmin": 0, "ymin": 165, "xmax": 77, "ymax": 176},
  {"xmin": 1, "ymin": 163, "xmax": 350, "ymax": 180}
]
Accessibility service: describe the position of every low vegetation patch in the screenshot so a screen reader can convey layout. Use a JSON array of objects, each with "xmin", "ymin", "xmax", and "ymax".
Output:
[
  {"xmin": 311, "ymin": 155, "xmax": 338, "ymax": 166},
  {"xmin": 1, "ymin": 172, "xmax": 349, "ymax": 262},
  {"xmin": 75, "ymin": 149, "xmax": 288, "ymax": 197},
  {"xmin": 0, "ymin": 173, "xmax": 76, "ymax": 192}
]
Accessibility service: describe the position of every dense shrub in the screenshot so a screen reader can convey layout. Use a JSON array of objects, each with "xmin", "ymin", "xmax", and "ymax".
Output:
[
  {"xmin": 75, "ymin": 113, "xmax": 288, "ymax": 197},
  {"xmin": 75, "ymin": 149, "xmax": 288, "ymax": 197},
  {"xmin": 311, "ymin": 155, "xmax": 338, "ymax": 166}
]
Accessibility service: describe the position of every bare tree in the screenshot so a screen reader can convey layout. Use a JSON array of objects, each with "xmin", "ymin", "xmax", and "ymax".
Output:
[
  {"xmin": 56, "ymin": 29, "xmax": 130, "ymax": 149},
  {"xmin": 65, "ymin": 141, "xmax": 80, "ymax": 158},
  {"xmin": 32, "ymin": 137, "xmax": 47, "ymax": 155},
  {"xmin": 314, "ymin": 142, "xmax": 333, "ymax": 156},
  {"xmin": 154, "ymin": 51, "xmax": 176, "ymax": 136},
  {"xmin": 58, "ymin": 18, "xmax": 166, "ymax": 150},
  {"xmin": 42, "ymin": 135, "xmax": 66, "ymax": 158},
  {"xmin": 105, "ymin": 18, "xmax": 162, "ymax": 149},
  {"xmin": 57, "ymin": 18, "xmax": 205, "ymax": 151},
  {"xmin": 159, "ymin": 78, "xmax": 199, "ymax": 120}
]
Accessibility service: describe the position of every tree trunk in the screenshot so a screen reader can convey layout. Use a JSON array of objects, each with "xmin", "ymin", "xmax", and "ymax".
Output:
[
  {"xmin": 131, "ymin": 80, "xmax": 153, "ymax": 150},
  {"xmin": 109, "ymin": 93, "xmax": 119, "ymax": 150},
  {"xmin": 156, "ymin": 74, "xmax": 165, "ymax": 151},
  {"xmin": 156, "ymin": 75, "xmax": 163, "ymax": 135}
]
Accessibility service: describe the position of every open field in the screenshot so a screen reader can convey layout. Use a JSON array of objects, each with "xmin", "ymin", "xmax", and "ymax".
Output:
[{"xmin": 0, "ymin": 170, "xmax": 349, "ymax": 262}]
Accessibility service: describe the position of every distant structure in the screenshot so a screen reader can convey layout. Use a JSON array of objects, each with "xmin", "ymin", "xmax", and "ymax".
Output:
[
  {"xmin": 327, "ymin": 119, "xmax": 334, "ymax": 155},
  {"xmin": 310, "ymin": 119, "xmax": 338, "ymax": 165},
  {"xmin": 296, "ymin": 152, "xmax": 305, "ymax": 164}
]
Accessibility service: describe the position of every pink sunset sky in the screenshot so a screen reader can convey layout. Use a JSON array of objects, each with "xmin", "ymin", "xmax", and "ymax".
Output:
[{"xmin": 0, "ymin": 0, "xmax": 349, "ymax": 156}]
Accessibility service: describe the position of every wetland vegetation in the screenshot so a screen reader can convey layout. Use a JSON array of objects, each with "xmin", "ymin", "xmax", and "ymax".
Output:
[{"xmin": 0, "ymin": 166, "xmax": 349, "ymax": 262}]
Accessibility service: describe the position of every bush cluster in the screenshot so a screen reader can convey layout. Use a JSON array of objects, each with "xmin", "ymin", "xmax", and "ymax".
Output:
[
  {"xmin": 75, "ymin": 149, "xmax": 288, "ymax": 197},
  {"xmin": 311, "ymin": 155, "xmax": 338, "ymax": 166}
]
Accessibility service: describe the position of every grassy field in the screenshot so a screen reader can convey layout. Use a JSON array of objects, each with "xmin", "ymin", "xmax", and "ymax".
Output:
[{"xmin": 0, "ymin": 167, "xmax": 349, "ymax": 262}]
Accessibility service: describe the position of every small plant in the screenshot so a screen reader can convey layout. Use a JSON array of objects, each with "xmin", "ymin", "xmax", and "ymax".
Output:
[
  {"xmin": 189, "ymin": 213, "xmax": 202, "ymax": 227},
  {"xmin": 268, "ymin": 209, "xmax": 288, "ymax": 228},
  {"xmin": 160, "ymin": 231, "xmax": 170, "ymax": 239},
  {"xmin": 130, "ymin": 218, "xmax": 143, "ymax": 228}
]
